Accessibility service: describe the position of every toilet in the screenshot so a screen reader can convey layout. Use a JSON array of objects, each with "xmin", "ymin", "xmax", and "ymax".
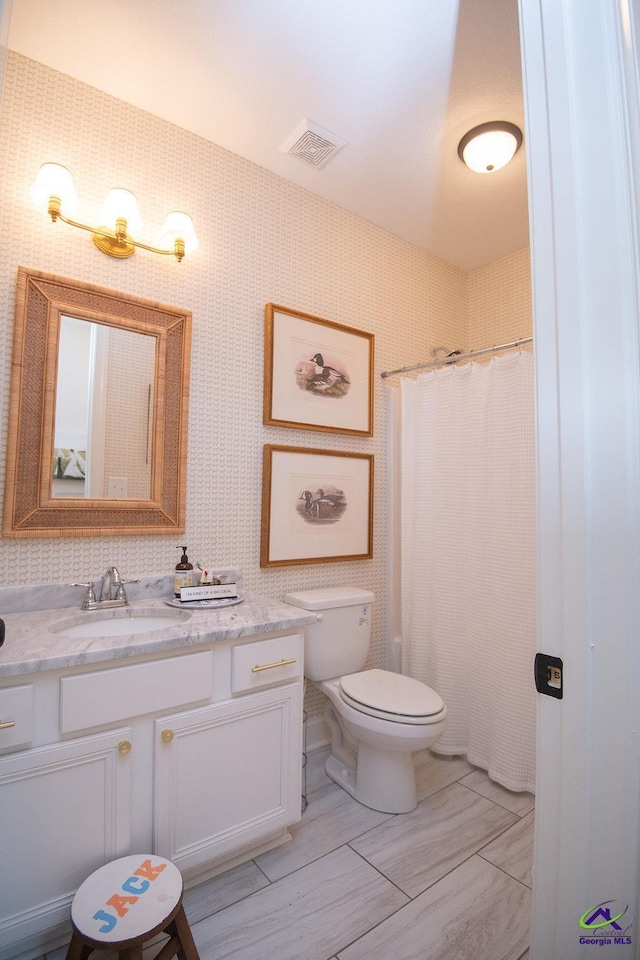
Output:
[{"xmin": 284, "ymin": 586, "xmax": 447, "ymax": 814}]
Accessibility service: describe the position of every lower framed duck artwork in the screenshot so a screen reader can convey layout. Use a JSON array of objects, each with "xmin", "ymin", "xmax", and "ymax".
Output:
[{"xmin": 260, "ymin": 445, "xmax": 374, "ymax": 566}]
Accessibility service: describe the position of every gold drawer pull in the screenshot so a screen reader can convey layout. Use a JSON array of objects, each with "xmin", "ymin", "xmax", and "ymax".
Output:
[
  {"xmin": 161, "ymin": 729, "xmax": 174, "ymax": 744},
  {"xmin": 0, "ymin": 720, "xmax": 16, "ymax": 731},
  {"xmin": 251, "ymin": 657, "xmax": 297, "ymax": 674},
  {"xmin": 118, "ymin": 740, "xmax": 132, "ymax": 755}
]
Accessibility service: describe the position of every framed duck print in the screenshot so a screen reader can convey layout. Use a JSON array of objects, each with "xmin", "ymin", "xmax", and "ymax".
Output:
[
  {"xmin": 263, "ymin": 304, "xmax": 374, "ymax": 436},
  {"xmin": 260, "ymin": 445, "xmax": 374, "ymax": 566}
]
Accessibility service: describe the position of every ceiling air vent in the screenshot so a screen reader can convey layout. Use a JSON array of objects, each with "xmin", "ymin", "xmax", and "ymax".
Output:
[{"xmin": 280, "ymin": 119, "xmax": 348, "ymax": 169}]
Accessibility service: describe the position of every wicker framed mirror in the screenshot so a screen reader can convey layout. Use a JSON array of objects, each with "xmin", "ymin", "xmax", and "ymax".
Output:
[{"xmin": 3, "ymin": 268, "xmax": 192, "ymax": 537}]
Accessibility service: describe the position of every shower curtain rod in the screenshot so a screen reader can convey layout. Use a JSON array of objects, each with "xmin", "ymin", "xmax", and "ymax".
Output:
[{"xmin": 380, "ymin": 336, "xmax": 533, "ymax": 380}]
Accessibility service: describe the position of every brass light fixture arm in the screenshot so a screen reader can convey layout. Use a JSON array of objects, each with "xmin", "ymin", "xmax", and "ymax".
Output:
[{"xmin": 47, "ymin": 196, "xmax": 185, "ymax": 261}]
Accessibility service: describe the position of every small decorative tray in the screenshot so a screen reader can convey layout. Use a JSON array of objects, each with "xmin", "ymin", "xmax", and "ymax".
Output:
[{"xmin": 164, "ymin": 594, "xmax": 245, "ymax": 609}]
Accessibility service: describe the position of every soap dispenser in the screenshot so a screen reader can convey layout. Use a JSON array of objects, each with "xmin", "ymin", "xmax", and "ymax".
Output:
[{"xmin": 174, "ymin": 545, "xmax": 193, "ymax": 596}]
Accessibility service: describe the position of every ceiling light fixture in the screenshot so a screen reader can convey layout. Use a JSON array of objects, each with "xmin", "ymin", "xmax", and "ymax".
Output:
[
  {"xmin": 31, "ymin": 163, "xmax": 198, "ymax": 261},
  {"xmin": 458, "ymin": 122, "xmax": 523, "ymax": 174}
]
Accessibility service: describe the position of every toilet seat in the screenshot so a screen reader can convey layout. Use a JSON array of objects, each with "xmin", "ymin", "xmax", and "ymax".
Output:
[{"xmin": 339, "ymin": 669, "xmax": 446, "ymax": 726}]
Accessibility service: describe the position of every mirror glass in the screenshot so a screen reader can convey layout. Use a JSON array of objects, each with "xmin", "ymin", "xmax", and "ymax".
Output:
[
  {"xmin": 3, "ymin": 268, "xmax": 192, "ymax": 537},
  {"xmin": 52, "ymin": 316, "xmax": 156, "ymax": 500}
]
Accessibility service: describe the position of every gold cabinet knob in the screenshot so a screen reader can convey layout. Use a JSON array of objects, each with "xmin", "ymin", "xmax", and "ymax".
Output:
[
  {"xmin": 161, "ymin": 729, "xmax": 174, "ymax": 744},
  {"xmin": 118, "ymin": 740, "xmax": 132, "ymax": 755}
]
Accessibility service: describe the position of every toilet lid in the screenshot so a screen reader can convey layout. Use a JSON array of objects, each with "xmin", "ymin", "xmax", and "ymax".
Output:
[{"xmin": 340, "ymin": 669, "xmax": 444, "ymax": 719}]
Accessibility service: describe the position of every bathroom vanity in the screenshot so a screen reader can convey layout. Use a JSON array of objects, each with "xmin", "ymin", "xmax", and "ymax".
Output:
[{"xmin": 0, "ymin": 584, "xmax": 314, "ymax": 960}]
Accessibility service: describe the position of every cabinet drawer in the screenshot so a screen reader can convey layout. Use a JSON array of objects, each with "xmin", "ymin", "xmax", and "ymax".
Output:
[
  {"xmin": 232, "ymin": 634, "xmax": 302, "ymax": 694},
  {"xmin": 0, "ymin": 684, "xmax": 34, "ymax": 751},
  {"xmin": 60, "ymin": 651, "xmax": 214, "ymax": 733}
]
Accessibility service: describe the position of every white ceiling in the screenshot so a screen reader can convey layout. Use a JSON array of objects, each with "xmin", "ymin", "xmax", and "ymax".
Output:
[{"xmin": 6, "ymin": 0, "xmax": 529, "ymax": 271}]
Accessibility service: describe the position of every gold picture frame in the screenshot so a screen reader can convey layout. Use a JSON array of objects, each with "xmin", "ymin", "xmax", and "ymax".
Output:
[
  {"xmin": 260, "ymin": 444, "xmax": 374, "ymax": 566},
  {"xmin": 263, "ymin": 303, "xmax": 374, "ymax": 436}
]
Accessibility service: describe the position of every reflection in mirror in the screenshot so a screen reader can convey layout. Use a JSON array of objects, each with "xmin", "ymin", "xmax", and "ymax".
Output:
[
  {"xmin": 3, "ymin": 268, "xmax": 191, "ymax": 538},
  {"xmin": 53, "ymin": 316, "xmax": 156, "ymax": 500}
]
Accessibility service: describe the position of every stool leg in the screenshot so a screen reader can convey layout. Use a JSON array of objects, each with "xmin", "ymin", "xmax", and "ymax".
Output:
[
  {"xmin": 118, "ymin": 949, "xmax": 144, "ymax": 960},
  {"xmin": 170, "ymin": 905, "xmax": 201, "ymax": 960},
  {"xmin": 65, "ymin": 932, "xmax": 93, "ymax": 960}
]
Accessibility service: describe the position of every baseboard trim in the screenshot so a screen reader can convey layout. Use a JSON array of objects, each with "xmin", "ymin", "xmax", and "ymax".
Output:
[{"xmin": 306, "ymin": 716, "xmax": 330, "ymax": 752}]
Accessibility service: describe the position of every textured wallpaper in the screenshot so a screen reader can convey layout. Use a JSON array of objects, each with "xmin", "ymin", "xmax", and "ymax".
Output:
[
  {"xmin": 0, "ymin": 52, "xmax": 530, "ymax": 725},
  {"xmin": 468, "ymin": 248, "xmax": 532, "ymax": 348}
]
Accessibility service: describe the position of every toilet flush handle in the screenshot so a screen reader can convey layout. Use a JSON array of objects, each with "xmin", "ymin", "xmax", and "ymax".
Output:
[{"xmin": 316, "ymin": 613, "xmax": 323, "ymax": 622}]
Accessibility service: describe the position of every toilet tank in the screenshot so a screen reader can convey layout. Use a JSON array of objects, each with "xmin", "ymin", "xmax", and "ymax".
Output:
[{"xmin": 283, "ymin": 587, "xmax": 374, "ymax": 681}]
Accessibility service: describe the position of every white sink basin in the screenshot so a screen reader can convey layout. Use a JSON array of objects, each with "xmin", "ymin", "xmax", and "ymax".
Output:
[{"xmin": 50, "ymin": 608, "xmax": 191, "ymax": 639}]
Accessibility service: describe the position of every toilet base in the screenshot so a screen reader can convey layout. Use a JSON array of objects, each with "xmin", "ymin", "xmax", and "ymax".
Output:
[{"xmin": 325, "ymin": 744, "xmax": 418, "ymax": 814}]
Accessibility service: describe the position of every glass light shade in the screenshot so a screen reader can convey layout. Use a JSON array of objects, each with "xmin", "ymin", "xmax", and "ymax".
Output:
[
  {"xmin": 30, "ymin": 163, "xmax": 78, "ymax": 214},
  {"xmin": 458, "ymin": 122, "xmax": 523, "ymax": 174},
  {"xmin": 101, "ymin": 188, "xmax": 143, "ymax": 234},
  {"xmin": 161, "ymin": 212, "xmax": 199, "ymax": 255}
]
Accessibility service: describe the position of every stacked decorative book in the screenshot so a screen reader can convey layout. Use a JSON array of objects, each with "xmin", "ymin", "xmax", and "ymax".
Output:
[{"xmin": 178, "ymin": 581, "xmax": 238, "ymax": 602}]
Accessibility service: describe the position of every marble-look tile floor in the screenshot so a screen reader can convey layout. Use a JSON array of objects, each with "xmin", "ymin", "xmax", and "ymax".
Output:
[{"xmin": 48, "ymin": 746, "xmax": 533, "ymax": 960}]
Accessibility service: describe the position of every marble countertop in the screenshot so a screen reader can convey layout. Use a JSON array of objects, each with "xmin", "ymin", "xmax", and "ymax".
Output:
[{"xmin": 0, "ymin": 592, "xmax": 315, "ymax": 678}]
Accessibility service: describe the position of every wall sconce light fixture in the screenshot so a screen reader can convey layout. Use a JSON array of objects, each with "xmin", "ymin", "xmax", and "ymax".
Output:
[
  {"xmin": 31, "ymin": 163, "xmax": 199, "ymax": 261},
  {"xmin": 458, "ymin": 121, "xmax": 523, "ymax": 174}
]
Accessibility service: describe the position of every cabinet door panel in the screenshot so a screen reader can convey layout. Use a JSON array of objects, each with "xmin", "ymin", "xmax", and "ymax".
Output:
[
  {"xmin": 0, "ymin": 684, "xmax": 34, "ymax": 750},
  {"xmin": 154, "ymin": 685, "xmax": 302, "ymax": 873},
  {"xmin": 0, "ymin": 729, "xmax": 131, "ymax": 957}
]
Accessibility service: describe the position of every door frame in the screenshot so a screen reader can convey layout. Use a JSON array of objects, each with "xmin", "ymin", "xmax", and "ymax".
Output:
[{"xmin": 520, "ymin": 1, "xmax": 640, "ymax": 956}]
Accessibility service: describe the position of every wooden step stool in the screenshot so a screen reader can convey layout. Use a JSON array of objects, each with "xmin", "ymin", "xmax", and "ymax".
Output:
[{"xmin": 65, "ymin": 854, "xmax": 200, "ymax": 960}]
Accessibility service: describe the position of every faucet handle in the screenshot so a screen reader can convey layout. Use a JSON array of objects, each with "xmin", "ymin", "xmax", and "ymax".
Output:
[
  {"xmin": 114, "ymin": 578, "xmax": 141, "ymax": 602},
  {"xmin": 71, "ymin": 582, "xmax": 96, "ymax": 609}
]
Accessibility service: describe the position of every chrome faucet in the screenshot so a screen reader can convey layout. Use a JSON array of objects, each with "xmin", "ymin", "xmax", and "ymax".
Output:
[
  {"xmin": 71, "ymin": 567, "xmax": 140, "ymax": 610},
  {"xmin": 100, "ymin": 566, "xmax": 125, "ymax": 603}
]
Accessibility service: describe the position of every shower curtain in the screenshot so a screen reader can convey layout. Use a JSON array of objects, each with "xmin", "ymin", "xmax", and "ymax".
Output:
[{"xmin": 399, "ymin": 351, "xmax": 536, "ymax": 793}]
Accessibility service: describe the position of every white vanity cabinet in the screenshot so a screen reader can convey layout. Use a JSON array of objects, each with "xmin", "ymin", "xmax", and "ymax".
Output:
[
  {"xmin": 0, "ymin": 629, "xmax": 304, "ymax": 960},
  {"xmin": 154, "ymin": 632, "xmax": 303, "ymax": 875}
]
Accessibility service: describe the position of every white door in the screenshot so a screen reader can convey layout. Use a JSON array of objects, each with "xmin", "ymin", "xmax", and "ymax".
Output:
[
  {"xmin": 86, "ymin": 321, "xmax": 109, "ymax": 498},
  {"xmin": 520, "ymin": 1, "xmax": 640, "ymax": 957}
]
